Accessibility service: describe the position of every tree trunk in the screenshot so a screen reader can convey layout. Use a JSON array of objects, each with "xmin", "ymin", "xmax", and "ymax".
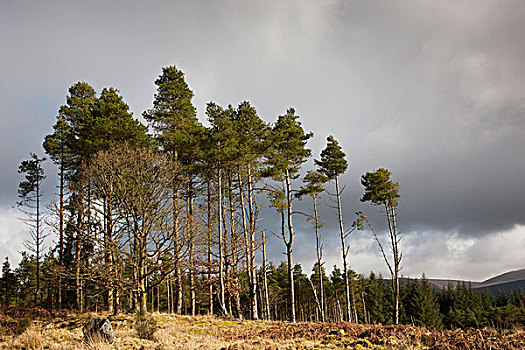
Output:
[
  {"xmin": 284, "ymin": 171, "xmax": 296, "ymax": 322},
  {"xmin": 166, "ymin": 275, "xmax": 171, "ymax": 313},
  {"xmin": 262, "ymin": 231, "xmax": 270, "ymax": 321},
  {"xmin": 238, "ymin": 172, "xmax": 252, "ymax": 318},
  {"xmin": 246, "ymin": 166, "xmax": 258, "ymax": 320},
  {"xmin": 312, "ymin": 195, "xmax": 325, "ymax": 322},
  {"xmin": 137, "ymin": 228, "xmax": 148, "ymax": 315},
  {"xmin": 206, "ymin": 180, "xmax": 214, "ymax": 315},
  {"xmin": 217, "ymin": 164, "xmax": 228, "ymax": 316},
  {"xmin": 75, "ymin": 191, "xmax": 83, "ymax": 311},
  {"xmin": 188, "ymin": 182, "xmax": 196, "ymax": 316},
  {"xmin": 58, "ymin": 160, "xmax": 64, "ymax": 310},
  {"xmin": 390, "ymin": 205, "xmax": 400, "ymax": 325},
  {"xmin": 335, "ymin": 176, "xmax": 354, "ymax": 323},
  {"xmin": 227, "ymin": 175, "xmax": 242, "ymax": 319},
  {"xmin": 172, "ymin": 188, "xmax": 183, "ymax": 315},
  {"xmin": 35, "ymin": 177, "xmax": 40, "ymax": 307},
  {"xmin": 104, "ymin": 197, "xmax": 115, "ymax": 314}
]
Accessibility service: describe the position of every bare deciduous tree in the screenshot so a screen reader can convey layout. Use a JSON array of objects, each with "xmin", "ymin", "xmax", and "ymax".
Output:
[{"xmin": 84, "ymin": 144, "xmax": 183, "ymax": 314}]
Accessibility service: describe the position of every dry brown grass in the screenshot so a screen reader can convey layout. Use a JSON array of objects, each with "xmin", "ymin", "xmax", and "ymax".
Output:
[{"xmin": 1, "ymin": 309, "xmax": 524, "ymax": 349}]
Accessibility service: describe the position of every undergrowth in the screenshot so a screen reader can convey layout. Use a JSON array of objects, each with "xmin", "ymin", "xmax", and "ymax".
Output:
[
  {"xmin": 0, "ymin": 309, "xmax": 523, "ymax": 349},
  {"xmin": 134, "ymin": 312, "xmax": 158, "ymax": 340}
]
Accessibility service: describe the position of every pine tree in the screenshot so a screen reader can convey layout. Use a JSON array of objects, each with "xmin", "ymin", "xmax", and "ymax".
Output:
[
  {"xmin": 206, "ymin": 102, "xmax": 237, "ymax": 317},
  {"xmin": 267, "ymin": 262, "xmax": 290, "ymax": 320},
  {"xmin": 90, "ymin": 86, "xmax": 150, "ymax": 313},
  {"xmin": 449, "ymin": 282, "xmax": 485, "ymax": 328},
  {"xmin": 327, "ymin": 266, "xmax": 346, "ymax": 321},
  {"xmin": 15, "ymin": 252, "xmax": 37, "ymax": 307},
  {"xmin": 315, "ymin": 135, "xmax": 357, "ymax": 323},
  {"xmin": 365, "ymin": 272, "xmax": 391, "ymax": 324},
  {"xmin": 59, "ymin": 82, "xmax": 97, "ymax": 167},
  {"xmin": 264, "ymin": 108, "xmax": 312, "ymax": 322},
  {"xmin": 293, "ymin": 264, "xmax": 315, "ymax": 321},
  {"xmin": 232, "ymin": 101, "xmax": 270, "ymax": 320},
  {"xmin": 405, "ymin": 275, "xmax": 442, "ymax": 328},
  {"xmin": 43, "ymin": 115, "xmax": 74, "ymax": 309},
  {"xmin": 296, "ymin": 170, "xmax": 328, "ymax": 321},
  {"xmin": 1, "ymin": 257, "xmax": 18, "ymax": 306},
  {"xmin": 144, "ymin": 66, "xmax": 205, "ymax": 315},
  {"xmin": 360, "ymin": 168, "xmax": 402, "ymax": 324},
  {"xmin": 55, "ymin": 81, "xmax": 96, "ymax": 311},
  {"xmin": 17, "ymin": 153, "xmax": 46, "ymax": 307},
  {"xmin": 89, "ymin": 87, "xmax": 150, "ymax": 151},
  {"xmin": 46, "ymin": 82, "xmax": 150, "ymax": 312}
]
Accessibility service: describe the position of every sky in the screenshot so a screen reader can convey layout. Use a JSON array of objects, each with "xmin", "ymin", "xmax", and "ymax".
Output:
[{"xmin": 1, "ymin": 0, "xmax": 524, "ymax": 281}]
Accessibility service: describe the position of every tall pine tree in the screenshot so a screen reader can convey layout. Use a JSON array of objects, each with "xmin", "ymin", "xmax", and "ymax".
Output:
[
  {"xmin": 144, "ymin": 66, "xmax": 205, "ymax": 315},
  {"xmin": 296, "ymin": 170, "xmax": 328, "ymax": 321},
  {"xmin": 315, "ymin": 135, "xmax": 357, "ymax": 323},
  {"xmin": 264, "ymin": 108, "xmax": 312, "ymax": 322},
  {"xmin": 17, "ymin": 153, "xmax": 46, "ymax": 307}
]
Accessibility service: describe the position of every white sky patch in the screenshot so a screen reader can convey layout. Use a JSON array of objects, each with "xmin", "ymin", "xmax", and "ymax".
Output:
[
  {"xmin": 295, "ymin": 229, "xmax": 404, "ymax": 280},
  {"xmin": 0, "ymin": 206, "xmax": 30, "ymax": 267},
  {"xmin": 293, "ymin": 225, "xmax": 525, "ymax": 282},
  {"xmin": 400, "ymin": 226, "xmax": 525, "ymax": 281},
  {"xmin": 257, "ymin": 0, "xmax": 340, "ymax": 64},
  {"xmin": 446, "ymin": 234, "xmax": 475, "ymax": 260}
]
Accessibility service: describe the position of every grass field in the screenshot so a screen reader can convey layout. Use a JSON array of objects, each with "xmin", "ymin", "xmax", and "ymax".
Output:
[{"xmin": 1, "ymin": 308, "xmax": 524, "ymax": 349}]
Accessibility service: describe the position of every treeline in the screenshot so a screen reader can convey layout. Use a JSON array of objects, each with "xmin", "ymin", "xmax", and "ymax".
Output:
[
  {"xmin": 4, "ymin": 65, "xmax": 521, "ymax": 329},
  {"xmin": 2, "ymin": 255, "xmax": 525, "ymax": 329}
]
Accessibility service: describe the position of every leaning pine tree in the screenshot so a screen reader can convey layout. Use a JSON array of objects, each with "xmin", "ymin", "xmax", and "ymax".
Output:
[
  {"xmin": 359, "ymin": 168, "xmax": 402, "ymax": 325},
  {"xmin": 296, "ymin": 170, "xmax": 328, "ymax": 321},
  {"xmin": 315, "ymin": 135, "xmax": 358, "ymax": 323}
]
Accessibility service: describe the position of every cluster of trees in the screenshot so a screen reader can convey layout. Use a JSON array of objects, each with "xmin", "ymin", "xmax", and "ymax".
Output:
[
  {"xmin": 6, "ymin": 64, "xmax": 520, "ymax": 329},
  {"xmin": 2, "ymin": 253, "xmax": 525, "ymax": 329}
]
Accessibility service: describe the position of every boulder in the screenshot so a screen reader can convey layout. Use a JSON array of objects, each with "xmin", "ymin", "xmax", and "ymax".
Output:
[{"xmin": 83, "ymin": 318, "xmax": 115, "ymax": 344}]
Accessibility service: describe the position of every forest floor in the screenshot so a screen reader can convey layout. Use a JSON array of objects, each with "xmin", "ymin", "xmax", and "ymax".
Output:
[{"xmin": 0, "ymin": 307, "xmax": 524, "ymax": 349}]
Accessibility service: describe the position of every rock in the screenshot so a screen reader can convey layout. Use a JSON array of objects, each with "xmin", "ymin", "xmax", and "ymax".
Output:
[
  {"xmin": 329, "ymin": 329, "xmax": 345, "ymax": 336},
  {"xmin": 83, "ymin": 318, "xmax": 115, "ymax": 344}
]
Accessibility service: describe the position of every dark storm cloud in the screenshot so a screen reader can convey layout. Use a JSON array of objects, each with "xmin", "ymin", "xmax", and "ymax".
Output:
[
  {"xmin": 1, "ymin": 0, "xmax": 524, "ymax": 278},
  {"xmin": 291, "ymin": 0, "xmax": 525, "ymax": 238}
]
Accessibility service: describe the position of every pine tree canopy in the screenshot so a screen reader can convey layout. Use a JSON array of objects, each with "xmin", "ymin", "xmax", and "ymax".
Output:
[
  {"xmin": 296, "ymin": 170, "xmax": 328, "ymax": 199},
  {"xmin": 17, "ymin": 153, "xmax": 46, "ymax": 205},
  {"xmin": 265, "ymin": 108, "xmax": 312, "ymax": 178},
  {"xmin": 360, "ymin": 168, "xmax": 400, "ymax": 207},
  {"xmin": 315, "ymin": 135, "xmax": 348, "ymax": 179}
]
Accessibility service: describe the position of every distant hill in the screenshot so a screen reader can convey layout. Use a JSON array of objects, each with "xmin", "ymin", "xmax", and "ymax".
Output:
[
  {"xmin": 479, "ymin": 268, "xmax": 525, "ymax": 287},
  {"xmin": 478, "ymin": 279, "xmax": 525, "ymax": 296},
  {"xmin": 426, "ymin": 279, "xmax": 481, "ymax": 289},
  {"xmin": 423, "ymin": 268, "xmax": 525, "ymax": 295}
]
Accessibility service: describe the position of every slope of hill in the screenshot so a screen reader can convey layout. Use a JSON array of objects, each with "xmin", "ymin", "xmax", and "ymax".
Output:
[
  {"xmin": 425, "ymin": 268, "xmax": 525, "ymax": 294},
  {"xmin": 479, "ymin": 268, "xmax": 525, "ymax": 287},
  {"xmin": 426, "ymin": 279, "xmax": 481, "ymax": 289},
  {"xmin": 478, "ymin": 279, "xmax": 525, "ymax": 296}
]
